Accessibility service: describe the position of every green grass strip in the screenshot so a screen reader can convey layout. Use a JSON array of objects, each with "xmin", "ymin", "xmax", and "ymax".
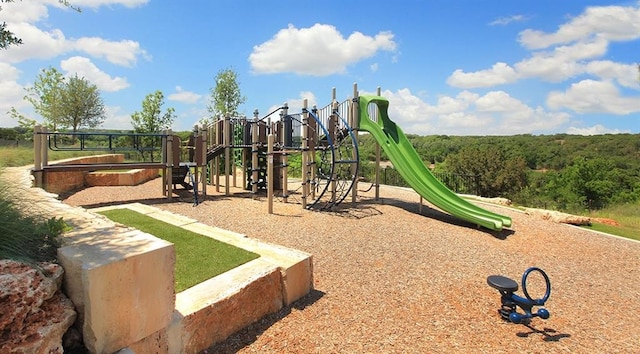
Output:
[
  {"xmin": 98, "ymin": 209, "xmax": 260, "ymax": 292},
  {"xmin": 581, "ymin": 223, "xmax": 640, "ymax": 242}
]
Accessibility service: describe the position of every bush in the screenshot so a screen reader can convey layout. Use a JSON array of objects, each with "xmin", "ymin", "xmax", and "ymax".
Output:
[{"xmin": 0, "ymin": 170, "xmax": 66, "ymax": 263}]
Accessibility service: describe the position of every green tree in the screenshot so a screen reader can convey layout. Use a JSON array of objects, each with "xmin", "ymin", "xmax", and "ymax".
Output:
[
  {"xmin": 1, "ymin": 0, "xmax": 78, "ymax": 49},
  {"xmin": 24, "ymin": 67, "xmax": 105, "ymax": 133},
  {"xmin": 24, "ymin": 67, "xmax": 65, "ymax": 128},
  {"xmin": 446, "ymin": 145, "xmax": 527, "ymax": 197},
  {"xmin": 562, "ymin": 157, "xmax": 623, "ymax": 210},
  {"xmin": 131, "ymin": 90, "xmax": 175, "ymax": 161},
  {"xmin": 206, "ymin": 67, "xmax": 246, "ymax": 124},
  {"xmin": 58, "ymin": 74, "xmax": 105, "ymax": 133},
  {"xmin": 7, "ymin": 107, "xmax": 36, "ymax": 141},
  {"xmin": 0, "ymin": 1, "xmax": 21, "ymax": 49}
]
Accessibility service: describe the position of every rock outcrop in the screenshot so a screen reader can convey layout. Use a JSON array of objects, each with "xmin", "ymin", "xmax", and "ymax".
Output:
[
  {"xmin": 524, "ymin": 208, "xmax": 592, "ymax": 226},
  {"xmin": 0, "ymin": 260, "xmax": 77, "ymax": 354}
]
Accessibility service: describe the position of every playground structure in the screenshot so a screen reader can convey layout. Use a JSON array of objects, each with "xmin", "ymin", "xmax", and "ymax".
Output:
[
  {"xmin": 203, "ymin": 90, "xmax": 360, "ymax": 211},
  {"xmin": 32, "ymin": 83, "xmax": 512, "ymax": 231},
  {"xmin": 31, "ymin": 128, "xmax": 209, "ymax": 200},
  {"xmin": 487, "ymin": 267, "xmax": 551, "ymax": 324}
]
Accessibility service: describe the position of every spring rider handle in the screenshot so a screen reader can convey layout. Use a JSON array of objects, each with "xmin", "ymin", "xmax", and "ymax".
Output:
[{"xmin": 487, "ymin": 267, "xmax": 551, "ymax": 324}]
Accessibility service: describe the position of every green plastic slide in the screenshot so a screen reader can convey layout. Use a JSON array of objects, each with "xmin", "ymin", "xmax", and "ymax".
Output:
[{"xmin": 357, "ymin": 95, "xmax": 512, "ymax": 231}]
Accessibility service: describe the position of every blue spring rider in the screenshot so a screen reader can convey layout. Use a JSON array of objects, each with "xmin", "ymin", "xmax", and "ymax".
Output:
[{"xmin": 487, "ymin": 267, "xmax": 551, "ymax": 324}]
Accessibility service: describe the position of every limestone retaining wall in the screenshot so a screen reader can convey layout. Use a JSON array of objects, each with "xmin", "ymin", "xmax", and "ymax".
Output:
[
  {"xmin": 43, "ymin": 154, "xmax": 124, "ymax": 194},
  {"xmin": 1, "ymin": 165, "xmax": 313, "ymax": 354}
]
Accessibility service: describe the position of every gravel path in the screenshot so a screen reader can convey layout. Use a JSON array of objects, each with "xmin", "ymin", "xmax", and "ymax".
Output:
[{"xmin": 63, "ymin": 178, "xmax": 640, "ymax": 353}]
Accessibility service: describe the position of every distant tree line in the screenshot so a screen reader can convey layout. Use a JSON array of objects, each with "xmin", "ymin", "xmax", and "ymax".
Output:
[{"xmin": 357, "ymin": 133, "xmax": 640, "ymax": 212}]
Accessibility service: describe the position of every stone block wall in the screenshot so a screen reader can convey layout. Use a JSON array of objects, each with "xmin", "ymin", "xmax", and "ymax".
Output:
[
  {"xmin": 85, "ymin": 168, "xmax": 159, "ymax": 187},
  {"xmin": 42, "ymin": 155, "xmax": 160, "ymax": 194},
  {"xmin": 58, "ymin": 230, "xmax": 175, "ymax": 354},
  {"xmin": 3, "ymin": 165, "xmax": 314, "ymax": 353},
  {"xmin": 43, "ymin": 154, "xmax": 124, "ymax": 194}
]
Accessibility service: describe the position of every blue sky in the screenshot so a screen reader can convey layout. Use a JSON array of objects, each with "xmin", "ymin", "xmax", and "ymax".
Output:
[{"xmin": 1, "ymin": 0, "xmax": 639, "ymax": 135}]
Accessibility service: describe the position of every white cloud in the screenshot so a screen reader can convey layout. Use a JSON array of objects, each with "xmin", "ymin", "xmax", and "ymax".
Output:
[
  {"xmin": 101, "ymin": 105, "xmax": 133, "ymax": 130},
  {"xmin": 168, "ymin": 86, "xmax": 203, "ymax": 104},
  {"xmin": 0, "ymin": 0, "xmax": 147, "ymax": 128},
  {"xmin": 547, "ymin": 79, "xmax": 640, "ymax": 114},
  {"xmin": 430, "ymin": 92, "xmax": 477, "ymax": 115},
  {"xmin": 514, "ymin": 37, "xmax": 608, "ymax": 82},
  {"xmin": 174, "ymin": 107, "xmax": 207, "ymax": 131},
  {"xmin": 0, "ymin": 1, "xmax": 149, "ymax": 66},
  {"xmin": 370, "ymin": 63, "xmax": 379, "ymax": 72},
  {"xmin": 567, "ymin": 124, "xmax": 629, "ymax": 135},
  {"xmin": 0, "ymin": 62, "xmax": 21, "ymax": 82},
  {"xmin": 448, "ymin": 36, "xmax": 609, "ymax": 88},
  {"xmin": 71, "ymin": 0, "xmax": 149, "ymax": 9},
  {"xmin": 447, "ymin": 62, "xmax": 518, "ymax": 88},
  {"xmin": 518, "ymin": 3, "xmax": 640, "ymax": 50},
  {"xmin": 0, "ymin": 1, "xmax": 49, "ymax": 23},
  {"xmin": 0, "ymin": 63, "xmax": 28, "ymax": 125},
  {"xmin": 489, "ymin": 14, "xmax": 528, "ymax": 26},
  {"xmin": 447, "ymin": 1, "xmax": 640, "ymax": 119},
  {"xmin": 60, "ymin": 56, "xmax": 129, "ymax": 92},
  {"xmin": 361, "ymin": 88, "xmax": 569, "ymax": 135},
  {"xmin": 0, "ymin": 22, "xmax": 68, "ymax": 63},
  {"xmin": 263, "ymin": 91, "xmax": 318, "ymax": 121},
  {"xmin": 73, "ymin": 37, "xmax": 150, "ymax": 67},
  {"xmin": 249, "ymin": 23, "xmax": 397, "ymax": 76},
  {"xmin": 584, "ymin": 61, "xmax": 640, "ymax": 89},
  {"xmin": 475, "ymin": 91, "xmax": 529, "ymax": 114}
]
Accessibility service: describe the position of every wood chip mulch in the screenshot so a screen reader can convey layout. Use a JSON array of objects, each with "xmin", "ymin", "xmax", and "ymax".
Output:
[{"xmin": 62, "ymin": 178, "xmax": 640, "ymax": 353}]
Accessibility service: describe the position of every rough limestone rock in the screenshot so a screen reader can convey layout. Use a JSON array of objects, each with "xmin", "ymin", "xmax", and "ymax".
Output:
[
  {"xmin": 460, "ymin": 194, "xmax": 513, "ymax": 206},
  {"xmin": 0, "ymin": 260, "xmax": 77, "ymax": 354},
  {"xmin": 524, "ymin": 208, "xmax": 591, "ymax": 226}
]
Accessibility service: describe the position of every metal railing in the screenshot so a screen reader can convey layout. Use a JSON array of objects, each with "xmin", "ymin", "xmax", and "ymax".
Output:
[{"xmin": 379, "ymin": 166, "xmax": 479, "ymax": 195}]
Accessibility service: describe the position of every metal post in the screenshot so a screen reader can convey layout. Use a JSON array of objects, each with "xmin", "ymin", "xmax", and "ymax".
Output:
[
  {"xmin": 215, "ymin": 117, "xmax": 221, "ymax": 192},
  {"xmin": 375, "ymin": 85, "xmax": 381, "ymax": 200},
  {"xmin": 331, "ymin": 87, "xmax": 338, "ymax": 204},
  {"xmin": 166, "ymin": 129, "xmax": 173, "ymax": 199},
  {"xmin": 301, "ymin": 99, "xmax": 309, "ymax": 209},
  {"xmin": 241, "ymin": 119, "xmax": 247, "ymax": 190},
  {"xmin": 200, "ymin": 126, "xmax": 207, "ymax": 197},
  {"xmin": 351, "ymin": 82, "xmax": 358, "ymax": 204},
  {"xmin": 281, "ymin": 105, "xmax": 289, "ymax": 203},
  {"xmin": 252, "ymin": 109, "xmax": 259, "ymax": 199},
  {"xmin": 42, "ymin": 126, "xmax": 48, "ymax": 168},
  {"xmin": 33, "ymin": 125, "xmax": 43, "ymax": 187},
  {"xmin": 161, "ymin": 129, "xmax": 168, "ymax": 196},
  {"xmin": 231, "ymin": 119, "xmax": 237, "ymax": 189},
  {"xmin": 267, "ymin": 134, "xmax": 274, "ymax": 214},
  {"xmin": 329, "ymin": 104, "xmax": 337, "ymax": 203},
  {"xmin": 224, "ymin": 116, "xmax": 231, "ymax": 196}
]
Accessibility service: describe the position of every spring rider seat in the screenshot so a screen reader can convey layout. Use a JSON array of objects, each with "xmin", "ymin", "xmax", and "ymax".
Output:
[{"xmin": 487, "ymin": 267, "xmax": 551, "ymax": 324}]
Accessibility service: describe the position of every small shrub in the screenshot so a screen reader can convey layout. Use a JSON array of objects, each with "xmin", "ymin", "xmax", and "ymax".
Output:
[{"xmin": 0, "ymin": 170, "xmax": 66, "ymax": 263}]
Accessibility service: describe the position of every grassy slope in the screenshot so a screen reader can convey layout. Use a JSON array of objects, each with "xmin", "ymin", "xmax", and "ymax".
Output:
[
  {"xmin": 585, "ymin": 203, "xmax": 640, "ymax": 241},
  {"xmin": 0, "ymin": 146, "xmax": 100, "ymax": 167}
]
